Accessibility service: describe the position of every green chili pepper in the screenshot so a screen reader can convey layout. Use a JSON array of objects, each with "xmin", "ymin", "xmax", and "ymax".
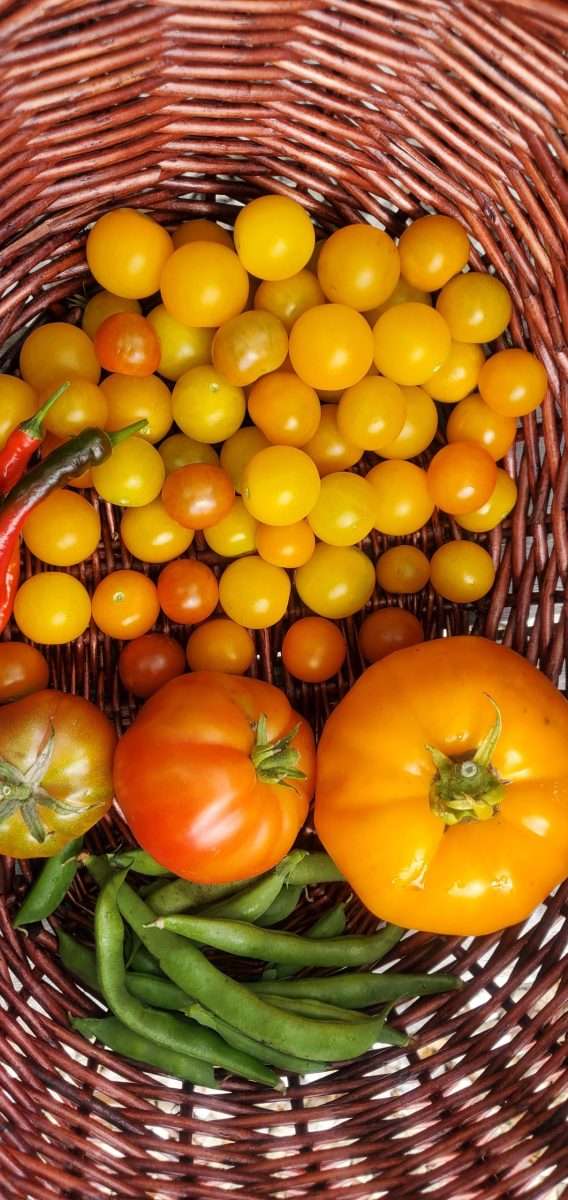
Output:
[
  {"xmin": 72, "ymin": 1015, "xmax": 215, "ymax": 1087},
  {"xmin": 13, "ymin": 836, "xmax": 83, "ymax": 927}
]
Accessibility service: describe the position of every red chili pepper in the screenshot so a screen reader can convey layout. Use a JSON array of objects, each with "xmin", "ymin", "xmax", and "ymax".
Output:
[
  {"xmin": 0, "ymin": 381, "xmax": 70, "ymax": 497},
  {"xmin": 0, "ymin": 545, "xmax": 20, "ymax": 636}
]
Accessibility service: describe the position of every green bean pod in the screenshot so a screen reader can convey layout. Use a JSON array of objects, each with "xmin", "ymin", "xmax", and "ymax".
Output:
[
  {"xmin": 256, "ymin": 994, "xmax": 408, "ymax": 1045},
  {"xmin": 110, "ymin": 850, "xmax": 172, "ymax": 877},
  {"xmin": 265, "ymin": 902, "xmax": 347, "ymax": 979},
  {"xmin": 188, "ymin": 1004, "xmax": 327, "ymax": 1076},
  {"xmin": 257, "ymin": 885, "xmax": 303, "ymax": 927},
  {"xmin": 147, "ymin": 876, "xmax": 251, "ymax": 916},
  {"xmin": 58, "ymin": 929, "xmax": 191, "ymax": 1012},
  {"xmin": 72, "ymin": 1015, "xmax": 215, "ymax": 1087},
  {"xmin": 129, "ymin": 944, "xmax": 165, "ymax": 976},
  {"xmin": 199, "ymin": 851, "xmax": 306, "ymax": 922},
  {"xmin": 13, "ymin": 836, "xmax": 84, "ymax": 927},
  {"xmin": 286, "ymin": 852, "xmax": 344, "ymax": 886},
  {"xmin": 249, "ymin": 971, "xmax": 463, "ymax": 1007}
]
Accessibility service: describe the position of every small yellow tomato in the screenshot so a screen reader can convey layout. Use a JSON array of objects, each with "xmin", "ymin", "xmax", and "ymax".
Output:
[
  {"xmin": 203, "ymin": 497, "xmax": 258, "ymax": 558},
  {"xmin": 290, "ymin": 304, "xmax": 374, "ymax": 391},
  {"xmin": 161, "ymin": 243, "xmax": 249, "ymax": 327},
  {"xmin": 376, "ymin": 545, "xmax": 430, "ymax": 594},
  {"xmin": 120, "ymin": 498, "xmax": 194, "ymax": 563},
  {"xmin": 14, "ymin": 573, "xmax": 91, "ymax": 645},
  {"xmin": 256, "ymin": 520, "xmax": 315, "ymax": 568},
  {"xmin": 373, "ymin": 304, "xmax": 451, "ymax": 386},
  {"xmin": 243, "ymin": 445, "xmax": 320, "ymax": 525},
  {"xmin": 424, "ymin": 341, "xmax": 485, "ymax": 403},
  {"xmin": 20, "ymin": 324, "xmax": 101, "ymax": 391},
  {"xmin": 365, "ymin": 278, "xmax": 432, "ymax": 324},
  {"xmin": 430, "ymin": 540, "xmax": 495, "ymax": 602},
  {"xmin": 295, "ymin": 544, "xmax": 375, "ymax": 619},
  {"xmin": 212, "ymin": 311, "xmax": 288, "ymax": 387},
  {"xmin": 172, "ymin": 366, "xmax": 245, "ymax": 443},
  {"xmin": 186, "ymin": 619, "xmax": 255, "ymax": 674},
  {"xmin": 308, "ymin": 471, "xmax": 376, "ymax": 546},
  {"xmin": 38, "ymin": 378, "xmax": 107, "ymax": 439},
  {"xmin": 447, "ymin": 392, "xmax": 516, "ymax": 460},
  {"xmin": 337, "ymin": 376, "xmax": 406, "ymax": 452},
  {"xmin": 101, "ymin": 373, "xmax": 172, "ymax": 444},
  {"xmin": 220, "ymin": 426, "xmax": 270, "ymax": 493},
  {"xmin": 234, "ymin": 194, "xmax": 315, "ymax": 280},
  {"xmin": 92, "ymin": 570, "xmax": 160, "ymax": 639},
  {"xmin": 478, "ymin": 348, "xmax": 548, "ymax": 417},
  {"xmin": 159, "ymin": 433, "xmax": 219, "ymax": 473},
  {"xmin": 367, "ymin": 460, "xmax": 434, "ymax": 535},
  {"xmin": 0, "ymin": 376, "xmax": 36, "ymax": 449},
  {"xmin": 23, "ymin": 490, "xmax": 100, "ymax": 566},
  {"xmin": 456, "ymin": 468, "xmax": 518, "ymax": 533},
  {"xmin": 254, "ymin": 270, "xmax": 325, "ymax": 331},
  {"xmin": 147, "ymin": 304, "xmax": 213, "ymax": 382},
  {"xmin": 379, "ymin": 386, "xmax": 438, "ymax": 459},
  {"xmin": 248, "ymin": 371, "xmax": 320, "ymax": 446},
  {"xmin": 317, "ymin": 224, "xmax": 400, "ymax": 310},
  {"xmin": 399, "ymin": 215, "xmax": 469, "ymax": 290},
  {"xmin": 303, "ymin": 404, "xmax": 362, "ymax": 476},
  {"xmin": 82, "ymin": 291, "xmax": 142, "ymax": 339},
  {"xmin": 436, "ymin": 273, "xmax": 512, "ymax": 342},
  {"xmin": 87, "ymin": 208, "xmax": 173, "ymax": 298},
  {"xmin": 219, "ymin": 555, "xmax": 291, "ymax": 628},
  {"xmin": 92, "ymin": 437, "xmax": 165, "ymax": 507},
  {"xmin": 173, "ymin": 219, "xmax": 233, "ymax": 249}
]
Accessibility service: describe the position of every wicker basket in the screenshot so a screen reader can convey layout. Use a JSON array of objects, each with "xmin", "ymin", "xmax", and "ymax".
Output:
[{"xmin": 0, "ymin": 1, "xmax": 567, "ymax": 1197}]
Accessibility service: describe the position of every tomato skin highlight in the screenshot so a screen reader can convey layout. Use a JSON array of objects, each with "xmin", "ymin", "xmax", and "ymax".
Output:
[{"xmin": 119, "ymin": 633, "xmax": 186, "ymax": 698}]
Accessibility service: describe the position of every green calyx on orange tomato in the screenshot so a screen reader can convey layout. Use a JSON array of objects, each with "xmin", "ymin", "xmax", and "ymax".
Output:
[{"xmin": 427, "ymin": 697, "xmax": 503, "ymax": 825}]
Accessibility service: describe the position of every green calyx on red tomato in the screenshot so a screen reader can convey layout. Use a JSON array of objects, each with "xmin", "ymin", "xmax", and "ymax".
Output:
[{"xmin": 0, "ymin": 690, "xmax": 116, "ymax": 858}]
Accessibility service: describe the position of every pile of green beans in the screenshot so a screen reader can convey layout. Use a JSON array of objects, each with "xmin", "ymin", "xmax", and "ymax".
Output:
[{"xmin": 14, "ymin": 842, "xmax": 462, "ymax": 1091}]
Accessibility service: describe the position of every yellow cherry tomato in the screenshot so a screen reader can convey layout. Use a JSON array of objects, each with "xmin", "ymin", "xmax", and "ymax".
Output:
[
  {"xmin": 0, "ymin": 376, "xmax": 36, "ymax": 448},
  {"xmin": 427, "ymin": 442, "xmax": 497, "ymax": 515},
  {"xmin": 159, "ymin": 433, "xmax": 219, "ymax": 473},
  {"xmin": 337, "ymin": 376, "xmax": 406, "ymax": 452},
  {"xmin": 254, "ymin": 270, "xmax": 325, "ymax": 331},
  {"xmin": 212, "ymin": 311, "xmax": 288, "ymax": 387},
  {"xmin": 82, "ymin": 291, "xmax": 142, "ymax": 339},
  {"xmin": 172, "ymin": 366, "xmax": 245, "ymax": 443},
  {"xmin": 234, "ymin": 194, "xmax": 315, "ymax": 280},
  {"xmin": 290, "ymin": 304, "xmax": 374, "ymax": 391},
  {"xmin": 430, "ymin": 540, "xmax": 495, "ymax": 602},
  {"xmin": 37, "ymin": 378, "xmax": 107, "ymax": 439},
  {"xmin": 14, "ymin": 573, "xmax": 91, "ymax": 645},
  {"xmin": 219, "ymin": 555, "xmax": 290, "ymax": 629},
  {"xmin": 373, "ymin": 303, "xmax": 451, "ymax": 386},
  {"xmin": 248, "ymin": 371, "xmax": 320, "ymax": 446},
  {"xmin": 367, "ymin": 460, "xmax": 434, "ymax": 535},
  {"xmin": 365, "ymin": 277, "xmax": 432, "ymax": 324},
  {"xmin": 101, "ymin": 373, "xmax": 172, "ymax": 444},
  {"xmin": 147, "ymin": 304, "xmax": 213, "ymax": 382},
  {"xmin": 256, "ymin": 520, "xmax": 315, "ymax": 568},
  {"xmin": 456, "ymin": 468, "xmax": 518, "ymax": 533},
  {"xmin": 203, "ymin": 497, "xmax": 257, "ymax": 558},
  {"xmin": 220, "ymin": 426, "xmax": 269, "ymax": 493},
  {"xmin": 242, "ymin": 445, "xmax": 320, "ymax": 525},
  {"xmin": 92, "ymin": 570, "xmax": 159, "ymax": 639},
  {"xmin": 173, "ymin": 219, "xmax": 233, "ymax": 250},
  {"xmin": 161, "ymin": 243, "xmax": 249, "ymax": 327},
  {"xmin": 120, "ymin": 498, "xmax": 194, "ymax": 563},
  {"xmin": 92, "ymin": 437, "xmax": 165, "ymax": 507},
  {"xmin": 87, "ymin": 208, "xmax": 173, "ymax": 299},
  {"xmin": 317, "ymin": 224, "xmax": 400, "ymax": 311},
  {"xmin": 20, "ymin": 324, "xmax": 100, "ymax": 391},
  {"xmin": 379, "ymin": 386, "xmax": 438, "ymax": 459},
  {"xmin": 376, "ymin": 545, "xmax": 430, "ymax": 594},
  {"xmin": 23, "ymin": 490, "xmax": 100, "ymax": 566},
  {"xmin": 303, "ymin": 404, "xmax": 362, "ymax": 476},
  {"xmin": 308, "ymin": 471, "xmax": 376, "ymax": 547},
  {"xmin": 478, "ymin": 348, "xmax": 548, "ymax": 417},
  {"xmin": 436, "ymin": 273, "xmax": 512, "ymax": 342},
  {"xmin": 296, "ymin": 544, "xmax": 375, "ymax": 619},
  {"xmin": 447, "ymin": 392, "xmax": 516, "ymax": 460},
  {"xmin": 399, "ymin": 215, "xmax": 469, "ymax": 290},
  {"xmin": 186, "ymin": 619, "xmax": 255, "ymax": 674},
  {"xmin": 358, "ymin": 607, "xmax": 424, "ymax": 663},
  {"xmin": 424, "ymin": 341, "xmax": 484, "ymax": 404}
]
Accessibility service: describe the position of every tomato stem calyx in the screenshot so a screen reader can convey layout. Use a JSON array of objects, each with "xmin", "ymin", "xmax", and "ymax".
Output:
[
  {"xmin": 0, "ymin": 722, "xmax": 78, "ymax": 844},
  {"xmin": 428, "ymin": 697, "xmax": 504, "ymax": 825},
  {"xmin": 250, "ymin": 715, "xmax": 306, "ymax": 788}
]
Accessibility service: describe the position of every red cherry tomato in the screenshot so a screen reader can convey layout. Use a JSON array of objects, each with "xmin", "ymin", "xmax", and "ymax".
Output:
[
  {"xmin": 94, "ymin": 313, "xmax": 160, "ymax": 377},
  {"xmin": 358, "ymin": 608, "xmax": 424, "ymax": 663},
  {"xmin": 161, "ymin": 464, "xmax": 235, "ymax": 530},
  {"xmin": 157, "ymin": 560, "xmax": 219, "ymax": 624},
  {"xmin": 282, "ymin": 617, "xmax": 347, "ymax": 683},
  {"xmin": 119, "ymin": 634, "xmax": 186, "ymax": 698}
]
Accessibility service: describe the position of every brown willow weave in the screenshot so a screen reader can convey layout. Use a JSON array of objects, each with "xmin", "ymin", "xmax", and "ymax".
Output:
[{"xmin": 0, "ymin": 1, "xmax": 567, "ymax": 1197}]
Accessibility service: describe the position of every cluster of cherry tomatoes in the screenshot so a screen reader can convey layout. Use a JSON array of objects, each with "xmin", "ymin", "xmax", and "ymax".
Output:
[{"xmin": 0, "ymin": 195, "xmax": 547, "ymax": 688}]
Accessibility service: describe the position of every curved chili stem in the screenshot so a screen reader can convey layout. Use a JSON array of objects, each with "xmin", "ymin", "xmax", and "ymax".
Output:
[{"xmin": 0, "ymin": 382, "xmax": 71, "ymax": 497}]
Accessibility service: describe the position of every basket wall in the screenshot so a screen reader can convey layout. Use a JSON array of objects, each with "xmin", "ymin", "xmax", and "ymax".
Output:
[{"xmin": 0, "ymin": 2, "xmax": 567, "ymax": 1198}]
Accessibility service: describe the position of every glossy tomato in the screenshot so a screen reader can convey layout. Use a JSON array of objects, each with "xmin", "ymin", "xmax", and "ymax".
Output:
[
  {"xmin": 39, "ymin": 379, "xmax": 107, "ymax": 438},
  {"xmin": 173, "ymin": 219, "xmax": 233, "ymax": 250},
  {"xmin": 92, "ymin": 570, "xmax": 159, "ymax": 639},
  {"xmin": 255, "ymin": 519, "xmax": 315, "ymax": 568},
  {"xmin": 446, "ymin": 392, "xmax": 516, "ymax": 461},
  {"xmin": 376, "ymin": 545, "xmax": 430, "ymax": 594},
  {"xmin": 219, "ymin": 556, "xmax": 290, "ymax": 629},
  {"xmin": 357, "ymin": 607, "xmax": 424, "ymax": 663},
  {"xmin": 219, "ymin": 426, "xmax": 269, "ymax": 493},
  {"xmin": 337, "ymin": 376, "xmax": 406, "ymax": 452},
  {"xmin": 159, "ymin": 433, "xmax": 219, "ymax": 474},
  {"xmin": 0, "ymin": 643, "xmax": 49, "ymax": 704},
  {"xmin": 172, "ymin": 366, "xmax": 245, "ymax": 444},
  {"xmin": 120, "ymin": 497, "xmax": 194, "ymax": 564},
  {"xmin": 242, "ymin": 445, "xmax": 320, "ymax": 525},
  {"xmin": 399, "ymin": 215, "xmax": 469, "ymax": 290},
  {"xmin": 367, "ymin": 460, "xmax": 434, "ymax": 536},
  {"xmin": 147, "ymin": 305, "xmax": 213, "ymax": 382},
  {"xmin": 282, "ymin": 617, "xmax": 347, "ymax": 683},
  {"xmin": 203, "ymin": 497, "xmax": 257, "ymax": 558},
  {"xmin": 423, "ymin": 341, "xmax": 484, "ymax": 403},
  {"xmin": 14, "ymin": 574, "xmax": 91, "ymax": 645},
  {"xmin": 317, "ymin": 224, "xmax": 400, "ymax": 310},
  {"xmin": 308, "ymin": 471, "xmax": 376, "ymax": 547},
  {"xmin": 162, "ymin": 463, "xmax": 235, "ymax": 530},
  {"xmin": 101, "ymin": 373, "xmax": 172, "ymax": 444},
  {"xmin": 248, "ymin": 371, "xmax": 320, "ymax": 446},
  {"xmin": 0, "ymin": 376, "xmax": 36, "ymax": 449},
  {"xmin": 427, "ymin": 442, "xmax": 497, "ymax": 515},
  {"xmin": 119, "ymin": 633, "xmax": 186, "ymax": 698},
  {"xmin": 234, "ymin": 194, "xmax": 315, "ymax": 280},
  {"xmin": 82, "ymin": 291, "xmax": 142, "ymax": 339},
  {"xmin": 430, "ymin": 540, "xmax": 495, "ymax": 602},
  {"xmin": 114, "ymin": 672, "xmax": 315, "ymax": 881},
  {"xmin": 295, "ymin": 544, "xmax": 375, "ymax": 619},
  {"xmin": 23, "ymin": 489, "xmax": 100, "ymax": 566},
  {"xmin": 86, "ymin": 208, "xmax": 173, "ymax": 299},
  {"xmin": 478, "ymin": 348, "xmax": 547, "ymax": 417},
  {"xmin": 254, "ymin": 270, "xmax": 325, "ymax": 330},
  {"xmin": 92, "ymin": 437, "xmax": 165, "ymax": 507},
  {"xmin": 373, "ymin": 303, "xmax": 451, "ymax": 386},
  {"xmin": 456, "ymin": 469, "xmax": 517, "ymax": 533},
  {"xmin": 365, "ymin": 277, "xmax": 432, "ymax": 324},
  {"xmin": 186, "ymin": 619, "xmax": 255, "ymax": 675},
  {"xmin": 160, "ymin": 242, "xmax": 249, "ymax": 327},
  {"xmin": 436, "ymin": 272, "xmax": 512, "ymax": 342},
  {"xmin": 212, "ymin": 311, "xmax": 288, "ymax": 387},
  {"xmin": 94, "ymin": 313, "xmax": 161, "ymax": 377},
  {"xmin": 303, "ymin": 404, "xmax": 362, "ymax": 476},
  {"xmin": 20, "ymin": 323, "xmax": 101, "ymax": 391},
  {"xmin": 157, "ymin": 560, "xmax": 219, "ymax": 625},
  {"xmin": 289, "ymin": 304, "xmax": 374, "ymax": 391},
  {"xmin": 378, "ymin": 386, "xmax": 438, "ymax": 459}
]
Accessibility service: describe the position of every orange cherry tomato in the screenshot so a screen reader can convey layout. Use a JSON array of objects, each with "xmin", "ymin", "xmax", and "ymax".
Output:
[
  {"xmin": 254, "ymin": 270, "xmax": 325, "ymax": 330},
  {"xmin": 282, "ymin": 616, "xmax": 347, "ymax": 683},
  {"xmin": 242, "ymin": 445, "xmax": 320, "ymax": 525},
  {"xmin": 14, "ymin": 574, "xmax": 92, "ymax": 645},
  {"xmin": 337, "ymin": 376, "xmax": 406, "ymax": 452},
  {"xmin": 373, "ymin": 303, "xmax": 451, "ymax": 386},
  {"xmin": 161, "ymin": 243, "xmax": 249, "ymax": 327},
  {"xmin": 86, "ymin": 208, "xmax": 173, "ymax": 299},
  {"xmin": 427, "ymin": 442, "xmax": 497, "ymax": 515},
  {"xmin": 365, "ymin": 277, "xmax": 432, "ymax": 325},
  {"xmin": 376, "ymin": 546, "xmax": 430, "ymax": 594},
  {"xmin": 289, "ymin": 304, "xmax": 374, "ymax": 391},
  {"xmin": 317, "ymin": 224, "xmax": 400, "ymax": 311},
  {"xmin": 92, "ymin": 570, "xmax": 159, "ymax": 640},
  {"xmin": 234, "ymin": 194, "xmax": 315, "ymax": 280},
  {"xmin": 248, "ymin": 371, "xmax": 320, "ymax": 446},
  {"xmin": 162, "ymin": 464, "xmax": 235, "ymax": 530},
  {"xmin": 430, "ymin": 540, "xmax": 495, "ymax": 602},
  {"xmin": 367, "ymin": 460, "xmax": 434, "ymax": 535},
  {"xmin": 303, "ymin": 404, "xmax": 362, "ymax": 476},
  {"xmin": 186, "ymin": 619, "xmax": 255, "ymax": 675},
  {"xmin": 119, "ymin": 633, "xmax": 186, "ymax": 698},
  {"xmin": 173, "ymin": 219, "xmax": 233, "ymax": 250},
  {"xmin": 20, "ymin": 323, "xmax": 101, "ymax": 391},
  {"xmin": 424, "ymin": 341, "xmax": 485, "ymax": 403},
  {"xmin": 94, "ymin": 313, "xmax": 161, "ymax": 377},
  {"xmin": 357, "ymin": 607, "xmax": 424, "ymax": 663},
  {"xmin": 120, "ymin": 498, "xmax": 194, "ymax": 564},
  {"xmin": 101, "ymin": 373, "xmax": 172, "ymax": 444},
  {"xmin": 256, "ymin": 520, "xmax": 315, "ymax": 568},
  {"xmin": 0, "ymin": 643, "xmax": 49, "ymax": 704},
  {"xmin": 212, "ymin": 311, "xmax": 288, "ymax": 387},
  {"xmin": 379, "ymin": 386, "xmax": 438, "ymax": 459},
  {"xmin": 478, "ymin": 348, "xmax": 548, "ymax": 416},
  {"xmin": 399, "ymin": 215, "xmax": 469, "ymax": 290},
  {"xmin": 446, "ymin": 393, "xmax": 516, "ymax": 461},
  {"xmin": 82, "ymin": 291, "xmax": 142, "ymax": 339},
  {"xmin": 220, "ymin": 426, "xmax": 270, "ymax": 493},
  {"xmin": 436, "ymin": 273, "xmax": 512, "ymax": 342},
  {"xmin": 456, "ymin": 468, "xmax": 518, "ymax": 533},
  {"xmin": 157, "ymin": 559, "xmax": 219, "ymax": 625}
]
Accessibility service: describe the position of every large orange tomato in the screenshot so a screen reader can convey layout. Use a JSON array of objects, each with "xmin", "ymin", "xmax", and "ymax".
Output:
[
  {"xmin": 315, "ymin": 638, "xmax": 568, "ymax": 935},
  {"xmin": 114, "ymin": 672, "xmax": 315, "ymax": 882}
]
